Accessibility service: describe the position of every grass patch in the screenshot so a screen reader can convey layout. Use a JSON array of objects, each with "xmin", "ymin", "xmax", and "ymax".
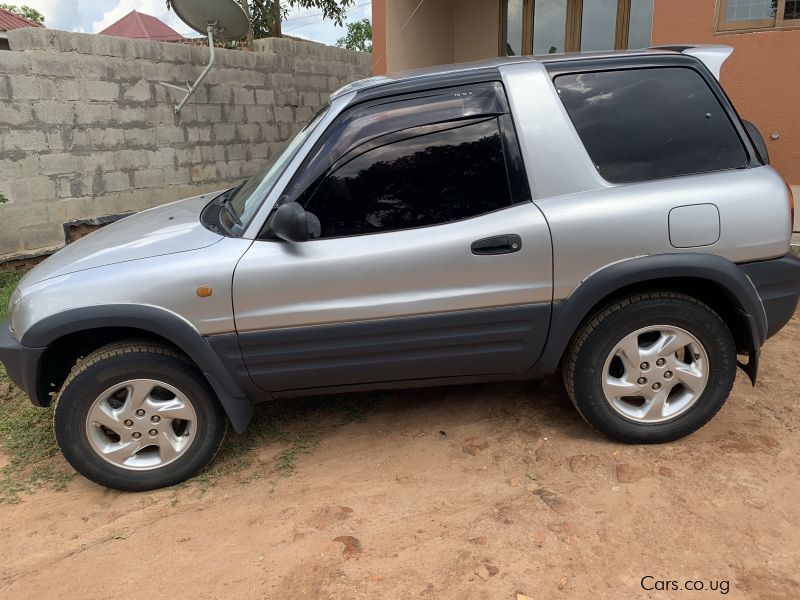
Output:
[
  {"xmin": 0, "ymin": 371, "xmax": 75, "ymax": 503},
  {"xmin": 274, "ymin": 431, "xmax": 318, "ymax": 475},
  {"xmin": 0, "ymin": 270, "xmax": 23, "ymax": 321},
  {"xmin": 0, "ymin": 272, "xmax": 73, "ymax": 503},
  {"xmin": 0, "ymin": 382, "xmax": 58, "ymax": 465}
]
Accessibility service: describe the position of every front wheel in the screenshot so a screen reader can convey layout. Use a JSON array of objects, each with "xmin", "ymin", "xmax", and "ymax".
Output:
[
  {"xmin": 54, "ymin": 341, "xmax": 226, "ymax": 491},
  {"xmin": 563, "ymin": 292, "xmax": 737, "ymax": 443}
]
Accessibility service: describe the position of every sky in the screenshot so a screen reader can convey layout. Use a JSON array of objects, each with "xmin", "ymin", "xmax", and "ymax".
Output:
[{"xmin": 13, "ymin": 0, "xmax": 371, "ymax": 45}]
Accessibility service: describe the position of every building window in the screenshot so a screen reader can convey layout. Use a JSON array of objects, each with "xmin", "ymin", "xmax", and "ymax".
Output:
[
  {"xmin": 505, "ymin": 0, "xmax": 526, "ymax": 55},
  {"xmin": 501, "ymin": 0, "xmax": 653, "ymax": 55},
  {"xmin": 628, "ymin": 0, "xmax": 655, "ymax": 48},
  {"xmin": 533, "ymin": 0, "xmax": 568, "ymax": 54},
  {"xmin": 717, "ymin": 0, "xmax": 800, "ymax": 31}
]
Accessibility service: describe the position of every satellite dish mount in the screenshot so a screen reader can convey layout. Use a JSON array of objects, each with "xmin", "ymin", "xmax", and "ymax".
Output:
[
  {"xmin": 161, "ymin": 0, "xmax": 250, "ymax": 114},
  {"xmin": 161, "ymin": 22, "xmax": 221, "ymax": 115}
]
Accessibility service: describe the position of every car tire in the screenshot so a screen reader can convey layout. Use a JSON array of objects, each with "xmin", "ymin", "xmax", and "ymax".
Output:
[
  {"xmin": 563, "ymin": 292, "xmax": 737, "ymax": 443},
  {"xmin": 54, "ymin": 341, "xmax": 226, "ymax": 491}
]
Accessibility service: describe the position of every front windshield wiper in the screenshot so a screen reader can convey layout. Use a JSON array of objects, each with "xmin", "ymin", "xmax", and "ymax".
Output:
[
  {"xmin": 221, "ymin": 197, "xmax": 242, "ymax": 227},
  {"xmin": 219, "ymin": 181, "xmax": 246, "ymax": 228}
]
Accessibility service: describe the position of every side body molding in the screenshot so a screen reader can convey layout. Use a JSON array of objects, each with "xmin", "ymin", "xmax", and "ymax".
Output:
[
  {"xmin": 530, "ymin": 253, "xmax": 768, "ymax": 380},
  {"xmin": 21, "ymin": 305, "xmax": 255, "ymax": 433}
]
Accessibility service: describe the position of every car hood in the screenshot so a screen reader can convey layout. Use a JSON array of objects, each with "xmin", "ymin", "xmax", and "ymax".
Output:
[{"xmin": 21, "ymin": 191, "xmax": 224, "ymax": 287}]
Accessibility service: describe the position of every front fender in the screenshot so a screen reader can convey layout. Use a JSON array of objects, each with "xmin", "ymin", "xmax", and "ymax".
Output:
[
  {"xmin": 531, "ymin": 253, "xmax": 767, "ymax": 379},
  {"xmin": 22, "ymin": 305, "xmax": 254, "ymax": 433}
]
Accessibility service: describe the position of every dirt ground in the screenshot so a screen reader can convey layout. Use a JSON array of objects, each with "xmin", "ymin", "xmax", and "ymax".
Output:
[{"xmin": 1, "ymin": 313, "xmax": 799, "ymax": 600}]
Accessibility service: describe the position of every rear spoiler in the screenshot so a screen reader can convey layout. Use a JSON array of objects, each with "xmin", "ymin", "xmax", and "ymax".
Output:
[{"xmin": 650, "ymin": 45, "xmax": 733, "ymax": 80}]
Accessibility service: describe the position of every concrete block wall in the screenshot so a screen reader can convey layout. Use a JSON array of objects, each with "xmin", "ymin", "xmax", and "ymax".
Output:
[{"xmin": 0, "ymin": 29, "xmax": 371, "ymax": 259}]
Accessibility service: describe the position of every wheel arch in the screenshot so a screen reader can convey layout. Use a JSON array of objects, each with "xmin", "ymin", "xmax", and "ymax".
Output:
[
  {"xmin": 22, "ymin": 305, "xmax": 254, "ymax": 433},
  {"xmin": 532, "ymin": 253, "xmax": 767, "ymax": 382}
]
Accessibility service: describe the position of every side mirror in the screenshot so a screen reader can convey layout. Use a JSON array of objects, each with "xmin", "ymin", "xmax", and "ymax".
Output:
[{"xmin": 267, "ymin": 202, "xmax": 309, "ymax": 243}]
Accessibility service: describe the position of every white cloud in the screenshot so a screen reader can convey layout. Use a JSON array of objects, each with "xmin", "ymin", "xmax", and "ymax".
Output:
[
  {"xmin": 15, "ymin": 0, "xmax": 81, "ymax": 31},
  {"xmin": 90, "ymin": 0, "xmax": 194, "ymax": 35}
]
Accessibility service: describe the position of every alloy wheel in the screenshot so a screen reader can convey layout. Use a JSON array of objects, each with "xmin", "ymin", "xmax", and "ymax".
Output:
[
  {"xmin": 85, "ymin": 379, "xmax": 197, "ymax": 470},
  {"xmin": 601, "ymin": 325, "xmax": 709, "ymax": 423}
]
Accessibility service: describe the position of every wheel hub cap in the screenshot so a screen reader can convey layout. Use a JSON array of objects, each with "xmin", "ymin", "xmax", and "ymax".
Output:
[
  {"xmin": 601, "ymin": 325, "xmax": 709, "ymax": 423},
  {"xmin": 85, "ymin": 379, "xmax": 197, "ymax": 470}
]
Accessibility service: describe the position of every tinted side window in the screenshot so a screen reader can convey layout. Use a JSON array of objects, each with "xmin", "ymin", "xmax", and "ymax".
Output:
[
  {"xmin": 288, "ymin": 82, "xmax": 509, "ymax": 199},
  {"xmin": 554, "ymin": 67, "xmax": 749, "ymax": 183},
  {"xmin": 304, "ymin": 118, "xmax": 512, "ymax": 238}
]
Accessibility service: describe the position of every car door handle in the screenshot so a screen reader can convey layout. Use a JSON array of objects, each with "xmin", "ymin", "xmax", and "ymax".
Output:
[{"xmin": 471, "ymin": 234, "xmax": 522, "ymax": 255}]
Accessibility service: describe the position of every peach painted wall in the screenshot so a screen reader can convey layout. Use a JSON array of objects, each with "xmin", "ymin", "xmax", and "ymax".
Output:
[
  {"xmin": 384, "ymin": 0, "xmax": 455, "ymax": 71},
  {"xmin": 371, "ymin": 0, "xmax": 500, "ymax": 74},
  {"xmin": 653, "ymin": 0, "xmax": 800, "ymax": 184},
  {"xmin": 453, "ymin": 0, "xmax": 501, "ymax": 63}
]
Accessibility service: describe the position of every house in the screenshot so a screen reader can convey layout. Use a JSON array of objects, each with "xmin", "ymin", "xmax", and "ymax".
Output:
[
  {"xmin": 0, "ymin": 7, "xmax": 43, "ymax": 50},
  {"xmin": 98, "ymin": 10, "xmax": 184, "ymax": 42},
  {"xmin": 372, "ymin": 0, "xmax": 800, "ymax": 194}
]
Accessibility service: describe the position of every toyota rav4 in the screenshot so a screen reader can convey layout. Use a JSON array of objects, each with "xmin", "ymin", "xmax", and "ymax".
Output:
[{"xmin": 2, "ymin": 46, "xmax": 799, "ymax": 491}]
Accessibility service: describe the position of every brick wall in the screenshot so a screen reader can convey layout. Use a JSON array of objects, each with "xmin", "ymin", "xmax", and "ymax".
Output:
[{"xmin": 0, "ymin": 29, "xmax": 371, "ymax": 259}]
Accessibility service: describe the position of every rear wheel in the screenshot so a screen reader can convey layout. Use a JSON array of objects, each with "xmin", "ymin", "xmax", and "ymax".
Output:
[
  {"xmin": 54, "ymin": 341, "xmax": 226, "ymax": 491},
  {"xmin": 564, "ymin": 292, "xmax": 737, "ymax": 443}
]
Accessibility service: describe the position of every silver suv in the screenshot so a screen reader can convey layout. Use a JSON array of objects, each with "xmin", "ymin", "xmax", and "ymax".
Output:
[{"xmin": 2, "ymin": 46, "xmax": 799, "ymax": 491}]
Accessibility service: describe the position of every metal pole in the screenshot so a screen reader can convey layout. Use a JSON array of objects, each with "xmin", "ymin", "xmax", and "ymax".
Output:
[
  {"xmin": 174, "ymin": 26, "xmax": 216, "ymax": 114},
  {"xmin": 161, "ymin": 25, "xmax": 218, "ymax": 115}
]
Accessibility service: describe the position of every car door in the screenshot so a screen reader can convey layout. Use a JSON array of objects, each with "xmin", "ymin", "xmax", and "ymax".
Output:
[{"xmin": 233, "ymin": 82, "xmax": 553, "ymax": 393}]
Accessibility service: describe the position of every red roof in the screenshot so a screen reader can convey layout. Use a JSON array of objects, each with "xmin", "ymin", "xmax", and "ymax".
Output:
[
  {"xmin": 98, "ymin": 10, "xmax": 183, "ymax": 41},
  {"xmin": 0, "ymin": 8, "xmax": 44, "ymax": 31}
]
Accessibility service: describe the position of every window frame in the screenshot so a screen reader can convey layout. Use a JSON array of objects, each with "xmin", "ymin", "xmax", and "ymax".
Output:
[
  {"xmin": 547, "ymin": 59, "xmax": 761, "ymax": 184},
  {"xmin": 500, "ymin": 0, "xmax": 648, "ymax": 55},
  {"xmin": 259, "ymin": 81, "xmax": 533, "ymax": 241},
  {"xmin": 716, "ymin": 0, "xmax": 800, "ymax": 32}
]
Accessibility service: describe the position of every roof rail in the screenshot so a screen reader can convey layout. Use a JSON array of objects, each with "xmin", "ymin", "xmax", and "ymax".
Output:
[{"xmin": 651, "ymin": 44, "xmax": 733, "ymax": 80}]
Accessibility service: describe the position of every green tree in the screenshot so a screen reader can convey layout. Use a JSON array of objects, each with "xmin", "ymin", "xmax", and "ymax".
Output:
[
  {"xmin": 247, "ymin": 0, "xmax": 285, "ymax": 39},
  {"xmin": 0, "ymin": 3, "xmax": 45, "ymax": 24},
  {"xmin": 336, "ymin": 18, "xmax": 371, "ymax": 52},
  {"xmin": 247, "ymin": 0, "xmax": 353, "ymax": 39}
]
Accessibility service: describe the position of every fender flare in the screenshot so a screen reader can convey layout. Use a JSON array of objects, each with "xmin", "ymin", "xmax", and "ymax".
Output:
[
  {"xmin": 531, "ymin": 253, "xmax": 767, "ymax": 379},
  {"xmin": 21, "ymin": 305, "xmax": 254, "ymax": 432}
]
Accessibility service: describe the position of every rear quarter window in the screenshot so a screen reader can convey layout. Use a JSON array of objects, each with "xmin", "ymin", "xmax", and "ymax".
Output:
[{"xmin": 554, "ymin": 67, "xmax": 749, "ymax": 183}]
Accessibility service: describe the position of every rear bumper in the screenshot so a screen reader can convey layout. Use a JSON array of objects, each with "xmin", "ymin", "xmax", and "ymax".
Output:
[
  {"xmin": 740, "ymin": 254, "xmax": 800, "ymax": 339},
  {"xmin": 0, "ymin": 321, "xmax": 46, "ymax": 406}
]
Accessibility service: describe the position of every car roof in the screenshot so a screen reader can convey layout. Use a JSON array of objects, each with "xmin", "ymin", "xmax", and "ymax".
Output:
[
  {"xmin": 331, "ymin": 49, "xmax": 678, "ymax": 100},
  {"xmin": 331, "ymin": 46, "xmax": 731, "ymax": 101}
]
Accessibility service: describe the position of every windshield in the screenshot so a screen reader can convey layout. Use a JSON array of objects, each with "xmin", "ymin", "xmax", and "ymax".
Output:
[{"xmin": 225, "ymin": 104, "xmax": 329, "ymax": 233}]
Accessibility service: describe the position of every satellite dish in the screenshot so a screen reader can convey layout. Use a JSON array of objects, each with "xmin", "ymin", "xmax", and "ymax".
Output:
[
  {"xmin": 161, "ymin": 0, "xmax": 251, "ymax": 114},
  {"xmin": 170, "ymin": 0, "xmax": 250, "ymax": 41}
]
